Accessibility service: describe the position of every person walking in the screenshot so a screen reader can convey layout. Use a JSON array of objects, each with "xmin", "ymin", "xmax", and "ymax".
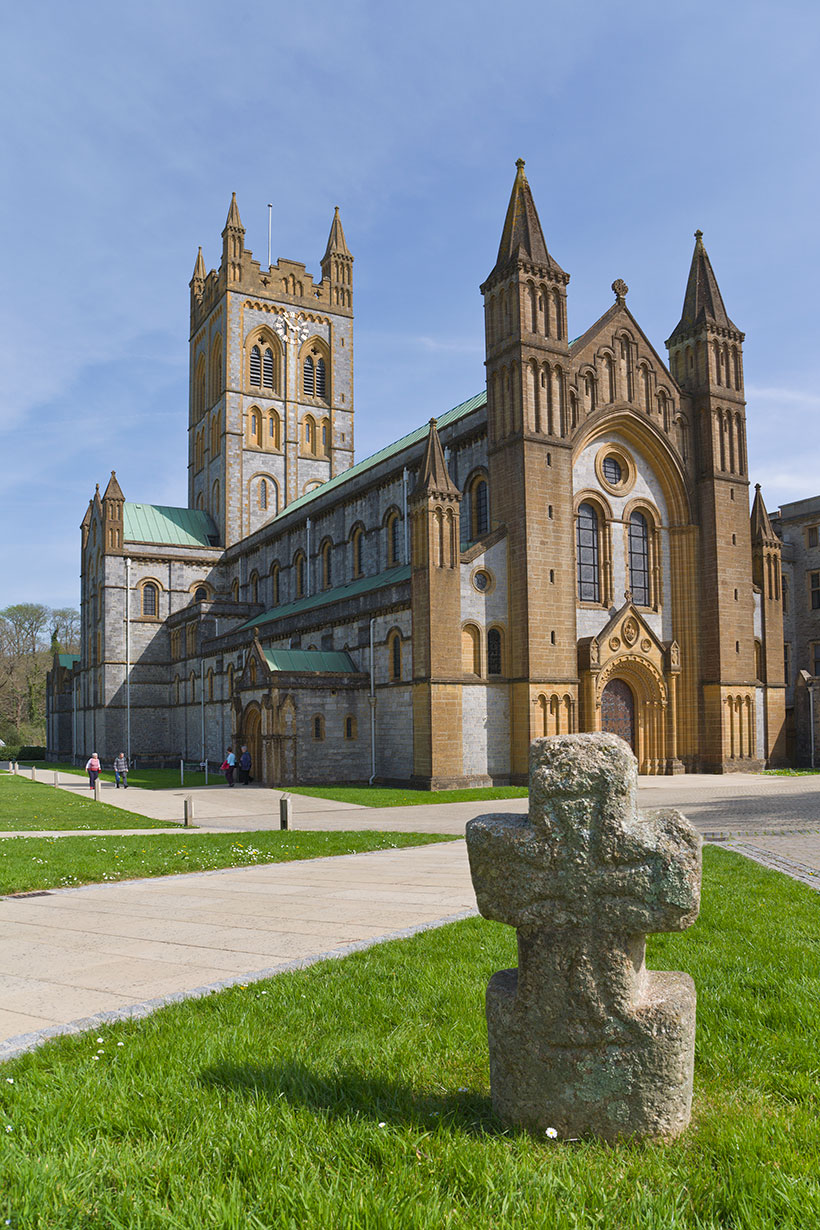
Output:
[
  {"xmin": 113, "ymin": 751, "xmax": 129, "ymax": 788},
  {"xmin": 86, "ymin": 752, "xmax": 101, "ymax": 791},
  {"xmin": 238, "ymin": 745, "xmax": 252, "ymax": 785},
  {"xmin": 222, "ymin": 746, "xmax": 236, "ymax": 786}
]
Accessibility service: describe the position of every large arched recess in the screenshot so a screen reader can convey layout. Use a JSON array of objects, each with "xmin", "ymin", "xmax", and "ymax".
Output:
[{"xmin": 571, "ymin": 406, "xmax": 692, "ymax": 526}]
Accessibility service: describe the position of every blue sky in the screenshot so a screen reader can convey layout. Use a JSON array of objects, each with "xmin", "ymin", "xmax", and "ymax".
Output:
[{"xmin": 3, "ymin": 0, "xmax": 820, "ymax": 607}]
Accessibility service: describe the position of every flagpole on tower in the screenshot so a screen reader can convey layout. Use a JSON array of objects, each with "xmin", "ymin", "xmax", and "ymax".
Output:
[{"xmin": 267, "ymin": 203, "xmax": 273, "ymax": 270}]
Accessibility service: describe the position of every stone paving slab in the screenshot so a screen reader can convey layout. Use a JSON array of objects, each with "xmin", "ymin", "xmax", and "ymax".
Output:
[{"xmin": 0, "ymin": 841, "xmax": 476, "ymax": 1060}]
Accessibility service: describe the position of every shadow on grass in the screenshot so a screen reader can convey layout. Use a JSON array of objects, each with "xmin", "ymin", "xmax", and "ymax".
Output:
[{"xmin": 199, "ymin": 1060, "xmax": 503, "ymax": 1136}]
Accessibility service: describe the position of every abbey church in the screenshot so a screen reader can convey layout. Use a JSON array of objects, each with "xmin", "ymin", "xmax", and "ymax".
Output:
[{"xmin": 46, "ymin": 162, "xmax": 788, "ymax": 782}]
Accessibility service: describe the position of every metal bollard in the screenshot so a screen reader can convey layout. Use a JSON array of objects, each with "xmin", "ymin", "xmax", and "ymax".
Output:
[
  {"xmin": 184, "ymin": 796, "xmax": 194, "ymax": 827},
  {"xmin": 279, "ymin": 795, "xmax": 292, "ymax": 831},
  {"xmin": 94, "ymin": 778, "xmax": 101, "ymax": 802}
]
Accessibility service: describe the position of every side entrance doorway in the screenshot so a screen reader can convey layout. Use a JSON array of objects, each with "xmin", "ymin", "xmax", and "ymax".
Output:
[
  {"xmin": 601, "ymin": 678, "xmax": 636, "ymax": 751},
  {"xmin": 241, "ymin": 705, "xmax": 263, "ymax": 784}
]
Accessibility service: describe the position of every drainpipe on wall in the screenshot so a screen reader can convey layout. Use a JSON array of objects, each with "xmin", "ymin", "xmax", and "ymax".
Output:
[
  {"xmin": 810, "ymin": 680, "xmax": 816, "ymax": 770},
  {"xmin": 306, "ymin": 518, "xmax": 312, "ymax": 596},
  {"xmin": 200, "ymin": 659, "xmax": 205, "ymax": 764},
  {"xmin": 369, "ymin": 617, "xmax": 377, "ymax": 784},
  {"xmin": 125, "ymin": 557, "xmax": 131, "ymax": 762}
]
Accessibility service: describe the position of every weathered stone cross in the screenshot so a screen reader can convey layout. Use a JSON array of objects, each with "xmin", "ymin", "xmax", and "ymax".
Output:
[{"xmin": 466, "ymin": 732, "xmax": 701, "ymax": 1140}]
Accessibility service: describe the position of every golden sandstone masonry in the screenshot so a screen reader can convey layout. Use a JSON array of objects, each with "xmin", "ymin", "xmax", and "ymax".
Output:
[{"xmin": 47, "ymin": 163, "xmax": 787, "ymax": 780}]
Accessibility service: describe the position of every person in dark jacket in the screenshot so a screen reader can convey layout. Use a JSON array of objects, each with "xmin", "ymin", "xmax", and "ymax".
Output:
[
  {"xmin": 238, "ymin": 745, "xmax": 252, "ymax": 785},
  {"xmin": 113, "ymin": 752, "xmax": 129, "ymax": 788}
]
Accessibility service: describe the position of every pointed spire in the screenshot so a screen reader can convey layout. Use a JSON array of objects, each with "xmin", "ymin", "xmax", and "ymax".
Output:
[
  {"xmin": 322, "ymin": 206, "xmax": 351, "ymax": 261},
  {"xmin": 93, "ymin": 484, "xmax": 102, "ymax": 513},
  {"xmin": 413, "ymin": 420, "xmax": 459, "ymax": 499},
  {"xmin": 487, "ymin": 159, "xmax": 565, "ymax": 283},
  {"xmin": 223, "ymin": 192, "xmax": 244, "ymax": 234},
  {"xmin": 190, "ymin": 245, "xmax": 206, "ymax": 285},
  {"xmin": 668, "ymin": 230, "xmax": 741, "ymax": 344},
  {"xmin": 103, "ymin": 470, "xmax": 124, "ymax": 502},
  {"xmin": 751, "ymin": 484, "xmax": 777, "ymax": 545}
]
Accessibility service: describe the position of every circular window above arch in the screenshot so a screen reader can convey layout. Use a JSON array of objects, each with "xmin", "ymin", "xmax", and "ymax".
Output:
[
  {"xmin": 472, "ymin": 568, "xmax": 495, "ymax": 594},
  {"xmin": 595, "ymin": 443, "xmax": 635, "ymax": 496}
]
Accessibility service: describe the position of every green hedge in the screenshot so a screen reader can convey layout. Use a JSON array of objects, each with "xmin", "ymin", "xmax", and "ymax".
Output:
[{"xmin": 2, "ymin": 746, "xmax": 46, "ymax": 763}]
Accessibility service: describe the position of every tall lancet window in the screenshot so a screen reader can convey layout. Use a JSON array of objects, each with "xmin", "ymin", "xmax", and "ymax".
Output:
[
  {"xmin": 576, "ymin": 503, "xmax": 600, "ymax": 603},
  {"xmin": 629, "ymin": 512, "xmax": 650, "ymax": 606},
  {"xmin": 262, "ymin": 347, "xmax": 274, "ymax": 389},
  {"xmin": 303, "ymin": 355, "xmax": 315, "ymax": 396},
  {"xmin": 316, "ymin": 357, "xmax": 327, "ymax": 398}
]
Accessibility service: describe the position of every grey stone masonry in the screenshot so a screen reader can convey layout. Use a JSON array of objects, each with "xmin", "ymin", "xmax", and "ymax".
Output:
[{"xmin": 466, "ymin": 733, "xmax": 702, "ymax": 1141}]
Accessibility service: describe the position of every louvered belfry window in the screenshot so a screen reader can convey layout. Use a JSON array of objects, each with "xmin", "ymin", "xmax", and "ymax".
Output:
[
  {"xmin": 250, "ymin": 345, "xmax": 261, "ymax": 386},
  {"xmin": 263, "ymin": 348, "xmax": 274, "ymax": 388},
  {"xmin": 316, "ymin": 357, "xmax": 326, "ymax": 398},
  {"xmin": 303, "ymin": 355, "xmax": 315, "ymax": 396}
]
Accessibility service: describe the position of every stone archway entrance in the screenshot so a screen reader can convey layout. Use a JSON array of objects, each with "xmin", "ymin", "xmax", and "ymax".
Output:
[
  {"xmin": 601, "ymin": 678, "xmax": 636, "ymax": 750},
  {"xmin": 241, "ymin": 705, "xmax": 262, "ymax": 783}
]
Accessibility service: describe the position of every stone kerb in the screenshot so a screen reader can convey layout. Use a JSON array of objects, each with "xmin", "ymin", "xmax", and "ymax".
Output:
[{"xmin": 466, "ymin": 732, "xmax": 702, "ymax": 1141}]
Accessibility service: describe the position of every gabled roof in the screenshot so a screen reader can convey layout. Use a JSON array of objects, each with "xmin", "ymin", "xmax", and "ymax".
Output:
[
  {"xmin": 261, "ymin": 647, "xmax": 360, "ymax": 674},
  {"xmin": 569, "ymin": 299, "xmax": 675, "ymax": 384},
  {"xmin": 123, "ymin": 504, "xmax": 219, "ymax": 548},
  {"xmin": 239, "ymin": 564, "xmax": 411, "ymax": 633},
  {"xmin": 273, "ymin": 391, "xmax": 486, "ymax": 524}
]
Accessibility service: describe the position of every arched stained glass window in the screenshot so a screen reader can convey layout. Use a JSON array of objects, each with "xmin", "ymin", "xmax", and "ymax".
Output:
[
  {"xmin": 576, "ymin": 503, "xmax": 600, "ymax": 603},
  {"xmin": 629, "ymin": 512, "xmax": 650, "ymax": 606},
  {"xmin": 474, "ymin": 479, "xmax": 489, "ymax": 537},
  {"xmin": 487, "ymin": 628, "xmax": 502, "ymax": 676}
]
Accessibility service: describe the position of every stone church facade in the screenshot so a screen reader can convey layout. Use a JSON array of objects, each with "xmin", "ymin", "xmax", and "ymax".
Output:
[{"xmin": 47, "ymin": 163, "xmax": 787, "ymax": 782}]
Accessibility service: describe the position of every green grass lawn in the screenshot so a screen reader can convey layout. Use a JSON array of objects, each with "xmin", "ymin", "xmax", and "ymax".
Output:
[
  {"xmin": 0, "ymin": 775, "xmax": 178, "ymax": 831},
  {"xmin": 762, "ymin": 768, "xmax": 820, "ymax": 776},
  {"xmin": 18, "ymin": 762, "xmax": 214, "ymax": 790},
  {"xmin": 2, "ymin": 845, "xmax": 819, "ymax": 1228},
  {"xmin": 289, "ymin": 783, "xmax": 530, "ymax": 807},
  {"xmin": 0, "ymin": 830, "xmax": 456, "ymax": 894}
]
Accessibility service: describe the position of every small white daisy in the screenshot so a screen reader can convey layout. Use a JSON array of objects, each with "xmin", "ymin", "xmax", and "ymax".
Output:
[{"xmin": 546, "ymin": 1127, "xmax": 558, "ymax": 1139}]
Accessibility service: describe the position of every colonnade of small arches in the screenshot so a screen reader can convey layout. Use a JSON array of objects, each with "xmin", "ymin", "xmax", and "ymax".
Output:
[
  {"xmin": 484, "ymin": 279, "xmax": 567, "ymax": 351},
  {"xmin": 725, "ymin": 693, "xmax": 756, "ymax": 761},
  {"xmin": 536, "ymin": 692, "xmax": 575, "ymax": 736},
  {"xmin": 670, "ymin": 337, "xmax": 743, "ymax": 392},
  {"xmin": 713, "ymin": 407, "xmax": 746, "ymax": 475}
]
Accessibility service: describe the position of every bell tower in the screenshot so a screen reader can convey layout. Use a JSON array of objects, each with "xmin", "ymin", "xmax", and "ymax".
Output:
[
  {"xmin": 188, "ymin": 197, "xmax": 355, "ymax": 546},
  {"xmin": 666, "ymin": 232, "xmax": 759, "ymax": 769},
  {"xmin": 480, "ymin": 160, "xmax": 578, "ymax": 780}
]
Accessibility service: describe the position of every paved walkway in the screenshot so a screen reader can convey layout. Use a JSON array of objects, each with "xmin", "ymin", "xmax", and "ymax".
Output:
[
  {"xmin": 0, "ymin": 841, "xmax": 475, "ymax": 1060},
  {"xmin": 5, "ymin": 767, "xmax": 820, "ymax": 1063}
]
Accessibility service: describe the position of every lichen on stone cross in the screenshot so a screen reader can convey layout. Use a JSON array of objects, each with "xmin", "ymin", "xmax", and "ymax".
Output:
[{"xmin": 466, "ymin": 732, "xmax": 702, "ymax": 1141}]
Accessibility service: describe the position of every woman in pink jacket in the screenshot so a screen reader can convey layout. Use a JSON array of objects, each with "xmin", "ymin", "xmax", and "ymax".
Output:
[{"xmin": 86, "ymin": 753, "xmax": 101, "ymax": 791}]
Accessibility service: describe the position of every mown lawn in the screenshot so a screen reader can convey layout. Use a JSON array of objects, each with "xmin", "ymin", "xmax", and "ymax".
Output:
[
  {"xmin": 17, "ymin": 762, "xmax": 214, "ymax": 790},
  {"xmin": 289, "ymin": 784, "xmax": 530, "ymax": 807},
  {"xmin": 0, "ymin": 775, "xmax": 177, "ymax": 831},
  {"xmin": 0, "ymin": 830, "xmax": 456, "ymax": 894},
  {"xmin": 30, "ymin": 766, "xmax": 531, "ymax": 804},
  {"xmin": 2, "ymin": 846, "xmax": 819, "ymax": 1228}
]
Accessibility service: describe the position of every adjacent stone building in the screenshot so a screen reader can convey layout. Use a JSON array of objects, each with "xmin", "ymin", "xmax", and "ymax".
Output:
[
  {"xmin": 47, "ymin": 163, "xmax": 788, "ymax": 781},
  {"xmin": 770, "ymin": 496, "xmax": 820, "ymax": 764}
]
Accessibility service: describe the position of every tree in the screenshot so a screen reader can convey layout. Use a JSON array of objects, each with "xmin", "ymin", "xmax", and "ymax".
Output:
[{"xmin": 0, "ymin": 603, "xmax": 79, "ymax": 739}]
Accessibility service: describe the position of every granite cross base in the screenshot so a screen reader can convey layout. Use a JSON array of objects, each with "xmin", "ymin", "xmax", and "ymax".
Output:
[{"xmin": 466, "ymin": 732, "xmax": 702, "ymax": 1142}]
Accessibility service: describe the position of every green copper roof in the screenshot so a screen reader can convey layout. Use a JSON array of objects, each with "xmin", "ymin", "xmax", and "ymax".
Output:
[
  {"xmin": 57, "ymin": 654, "xmax": 80, "ymax": 669},
  {"xmin": 123, "ymin": 504, "xmax": 219, "ymax": 547},
  {"xmin": 275, "ymin": 390, "xmax": 487, "ymax": 522},
  {"xmin": 240, "ymin": 564, "xmax": 411, "ymax": 633},
  {"xmin": 262, "ymin": 648, "xmax": 360, "ymax": 673}
]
